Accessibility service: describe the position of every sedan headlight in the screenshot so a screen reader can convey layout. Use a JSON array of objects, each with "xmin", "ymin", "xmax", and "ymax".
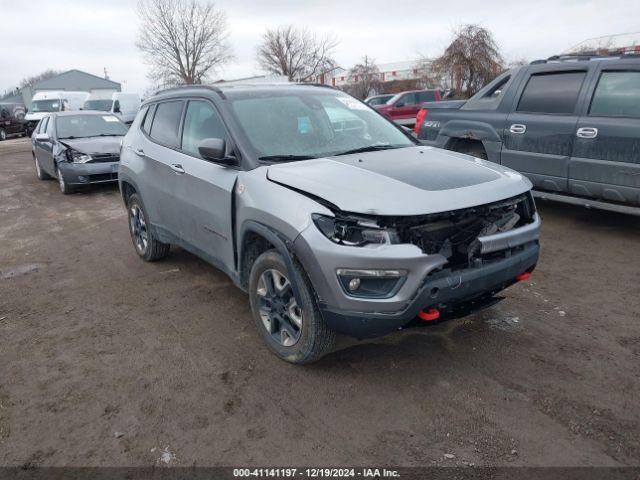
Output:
[
  {"xmin": 66, "ymin": 149, "xmax": 92, "ymax": 163},
  {"xmin": 312, "ymin": 214, "xmax": 397, "ymax": 246}
]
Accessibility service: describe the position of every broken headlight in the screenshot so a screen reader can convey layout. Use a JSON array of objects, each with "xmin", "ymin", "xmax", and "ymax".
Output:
[
  {"xmin": 66, "ymin": 149, "xmax": 92, "ymax": 163},
  {"xmin": 312, "ymin": 214, "xmax": 398, "ymax": 246}
]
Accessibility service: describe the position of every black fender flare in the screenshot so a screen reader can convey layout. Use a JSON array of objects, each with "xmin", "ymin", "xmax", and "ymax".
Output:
[
  {"xmin": 238, "ymin": 220, "xmax": 303, "ymax": 302},
  {"xmin": 439, "ymin": 119, "xmax": 502, "ymax": 145},
  {"xmin": 118, "ymin": 172, "xmax": 143, "ymax": 206}
]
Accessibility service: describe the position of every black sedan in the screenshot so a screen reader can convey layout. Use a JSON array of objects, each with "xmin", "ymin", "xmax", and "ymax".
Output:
[{"xmin": 31, "ymin": 111, "xmax": 128, "ymax": 194}]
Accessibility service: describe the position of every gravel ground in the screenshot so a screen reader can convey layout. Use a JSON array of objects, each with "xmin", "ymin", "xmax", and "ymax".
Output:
[{"xmin": 1, "ymin": 138, "xmax": 639, "ymax": 467}]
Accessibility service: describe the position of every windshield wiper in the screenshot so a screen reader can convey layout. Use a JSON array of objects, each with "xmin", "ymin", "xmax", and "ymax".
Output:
[
  {"xmin": 333, "ymin": 144, "xmax": 406, "ymax": 156},
  {"xmin": 258, "ymin": 154, "xmax": 317, "ymax": 162}
]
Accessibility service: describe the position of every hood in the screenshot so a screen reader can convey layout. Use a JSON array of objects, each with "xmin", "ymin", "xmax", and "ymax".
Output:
[
  {"xmin": 60, "ymin": 136, "xmax": 122, "ymax": 155},
  {"xmin": 266, "ymin": 146, "xmax": 532, "ymax": 216}
]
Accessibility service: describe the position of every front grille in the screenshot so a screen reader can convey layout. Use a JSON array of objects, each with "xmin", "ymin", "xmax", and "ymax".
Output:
[
  {"xmin": 88, "ymin": 173, "xmax": 118, "ymax": 182},
  {"xmin": 392, "ymin": 193, "xmax": 536, "ymax": 270},
  {"xmin": 89, "ymin": 154, "xmax": 119, "ymax": 163}
]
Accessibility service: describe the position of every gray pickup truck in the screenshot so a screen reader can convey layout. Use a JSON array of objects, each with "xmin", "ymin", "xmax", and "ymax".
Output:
[{"xmin": 416, "ymin": 54, "xmax": 640, "ymax": 213}]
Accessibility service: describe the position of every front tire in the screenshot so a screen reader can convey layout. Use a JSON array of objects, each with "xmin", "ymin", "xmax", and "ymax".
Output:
[
  {"xmin": 0, "ymin": 128, "xmax": 6, "ymax": 141},
  {"xmin": 56, "ymin": 165, "xmax": 74, "ymax": 194},
  {"xmin": 34, "ymin": 155, "xmax": 51, "ymax": 180},
  {"xmin": 127, "ymin": 193, "xmax": 170, "ymax": 261},
  {"xmin": 249, "ymin": 250, "xmax": 335, "ymax": 364}
]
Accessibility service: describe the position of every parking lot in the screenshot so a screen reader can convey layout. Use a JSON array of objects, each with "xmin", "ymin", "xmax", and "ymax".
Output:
[{"xmin": 0, "ymin": 137, "xmax": 639, "ymax": 467}]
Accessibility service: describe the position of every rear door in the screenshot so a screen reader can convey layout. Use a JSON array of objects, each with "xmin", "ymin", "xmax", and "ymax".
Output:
[
  {"xmin": 570, "ymin": 63, "xmax": 640, "ymax": 206},
  {"xmin": 172, "ymin": 98, "xmax": 238, "ymax": 274},
  {"xmin": 138, "ymin": 100, "xmax": 186, "ymax": 236},
  {"xmin": 501, "ymin": 66, "xmax": 590, "ymax": 192}
]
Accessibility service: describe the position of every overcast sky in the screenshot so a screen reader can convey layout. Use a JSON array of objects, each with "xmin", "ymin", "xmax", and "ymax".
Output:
[{"xmin": 1, "ymin": 0, "xmax": 638, "ymax": 96}]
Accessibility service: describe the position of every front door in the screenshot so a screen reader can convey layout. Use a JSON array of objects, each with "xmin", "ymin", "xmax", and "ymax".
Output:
[
  {"xmin": 501, "ymin": 69, "xmax": 588, "ymax": 193},
  {"xmin": 569, "ymin": 65, "xmax": 640, "ymax": 206},
  {"xmin": 172, "ymin": 99, "xmax": 238, "ymax": 274}
]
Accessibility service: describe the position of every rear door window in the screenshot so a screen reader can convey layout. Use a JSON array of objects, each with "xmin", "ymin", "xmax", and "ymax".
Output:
[
  {"xmin": 181, "ymin": 100, "xmax": 228, "ymax": 157},
  {"xmin": 149, "ymin": 101, "xmax": 183, "ymax": 147},
  {"xmin": 417, "ymin": 91, "xmax": 437, "ymax": 102},
  {"xmin": 398, "ymin": 92, "xmax": 417, "ymax": 106},
  {"xmin": 517, "ymin": 71, "xmax": 586, "ymax": 114},
  {"xmin": 589, "ymin": 71, "xmax": 640, "ymax": 118}
]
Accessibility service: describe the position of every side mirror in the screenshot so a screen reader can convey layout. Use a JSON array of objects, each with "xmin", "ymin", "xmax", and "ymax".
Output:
[
  {"xmin": 34, "ymin": 133, "xmax": 50, "ymax": 142},
  {"xmin": 113, "ymin": 101, "xmax": 121, "ymax": 113},
  {"xmin": 198, "ymin": 138, "xmax": 236, "ymax": 165}
]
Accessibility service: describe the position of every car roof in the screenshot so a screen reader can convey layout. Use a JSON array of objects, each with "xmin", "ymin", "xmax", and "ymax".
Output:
[
  {"xmin": 49, "ymin": 110, "xmax": 119, "ymax": 117},
  {"xmin": 145, "ymin": 83, "xmax": 340, "ymax": 105}
]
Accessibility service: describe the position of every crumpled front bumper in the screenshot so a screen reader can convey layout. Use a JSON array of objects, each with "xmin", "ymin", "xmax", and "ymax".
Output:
[
  {"xmin": 293, "ymin": 214, "xmax": 540, "ymax": 338},
  {"xmin": 58, "ymin": 161, "xmax": 119, "ymax": 185}
]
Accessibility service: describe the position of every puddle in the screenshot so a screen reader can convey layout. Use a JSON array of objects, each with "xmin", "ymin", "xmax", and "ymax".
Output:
[{"xmin": 0, "ymin": 263, "xmax": 42, "ymax": 280}]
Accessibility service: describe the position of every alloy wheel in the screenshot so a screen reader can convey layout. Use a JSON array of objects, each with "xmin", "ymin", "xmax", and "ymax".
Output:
[
  {"xmin": 129, "ymin": 204, "xmax": 149, "ymax": 254},
  {"xmin": 256, "ymin": 268, "xmax": 303, "ymax": 347}
]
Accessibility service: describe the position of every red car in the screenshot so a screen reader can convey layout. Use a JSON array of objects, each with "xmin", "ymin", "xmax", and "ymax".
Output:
[{"xmin": 373, "ymin": 89, "xmax": 441, "ymax": 127}]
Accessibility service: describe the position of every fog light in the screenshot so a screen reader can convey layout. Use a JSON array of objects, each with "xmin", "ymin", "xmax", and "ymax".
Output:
[
  {"xmin": 336, "ymin": 268, "xmax": 407, "ymax": 299},
  {"xmin": 78, "ymin": 175, "xmax": 89, "ymax": 183}
]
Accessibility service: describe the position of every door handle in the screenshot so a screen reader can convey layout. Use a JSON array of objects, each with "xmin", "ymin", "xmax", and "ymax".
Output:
[
  {"xmin": 133, "ymin": 148, "xmax": 145, "ymax": 156},
  {"xmin": 577, "ymin": 127, "xmax": 598, "ymax": 139},
  {"xmin": 170, "ymin": 163, "xmax": 185, "ymax": 174},
  {"xmin": 509, "ymin": 124, "xmax": 526, "ymax": 134}
]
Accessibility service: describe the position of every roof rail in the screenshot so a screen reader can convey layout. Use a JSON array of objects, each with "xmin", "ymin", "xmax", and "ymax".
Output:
[
  {"xmin": 153, "ymin": 84, "xmax": 224, "ymax": 97},
  {"xmin": 530, "ymin": 51, "xmax": 640, "ymax": 65}
]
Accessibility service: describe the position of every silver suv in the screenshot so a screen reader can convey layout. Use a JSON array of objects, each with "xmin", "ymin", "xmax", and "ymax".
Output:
[{"xmin": 119, "ymin": 84, "xmax": 541, "ymax": 364}]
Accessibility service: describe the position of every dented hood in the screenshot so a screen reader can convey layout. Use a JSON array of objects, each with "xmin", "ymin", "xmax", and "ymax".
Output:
[
  {"xmin": 266, "ymin": 146, "xmax": 532, "ymax": 216},
  {"xmin": 60, "ymin": 136, "xmax": 122, "ymax": 155}
]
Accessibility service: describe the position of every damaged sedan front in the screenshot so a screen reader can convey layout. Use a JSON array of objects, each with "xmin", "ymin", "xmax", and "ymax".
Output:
[{"xmin": 31, "ymin": 111, "xmax": 128, "ymax": 194}]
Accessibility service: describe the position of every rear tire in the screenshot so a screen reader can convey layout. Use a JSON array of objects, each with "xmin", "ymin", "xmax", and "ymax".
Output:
[
  {"xmin": 127, "ymin": 193, "xmax": 170, "ymax": 261},
  {"xmin": 248, "ymin": 249, "xmax": 336, "ymax": 364}
]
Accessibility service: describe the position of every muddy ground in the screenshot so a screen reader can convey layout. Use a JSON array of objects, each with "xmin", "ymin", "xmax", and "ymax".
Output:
[{"xmin": 0, "ymin": 138, "xmax": 639, "ymax": 467}]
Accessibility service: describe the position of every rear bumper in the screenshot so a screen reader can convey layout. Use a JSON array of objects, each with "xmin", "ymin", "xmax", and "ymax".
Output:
[
  {"xmin": 58, "ymin": 161, "xmax": 119, "ymax": 185},
  {"xmin": 319, "ymin": 241, "xmax": 539, "ymax": 338}
]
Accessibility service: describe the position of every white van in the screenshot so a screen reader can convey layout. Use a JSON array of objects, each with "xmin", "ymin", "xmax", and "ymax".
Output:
[
  {"xmin": 25, "ymin": 91, "xmax": 89, "ymax": 134},
  {"xmin": 83, "ymin": 92, "xmax": 141, "ymax": 124}
]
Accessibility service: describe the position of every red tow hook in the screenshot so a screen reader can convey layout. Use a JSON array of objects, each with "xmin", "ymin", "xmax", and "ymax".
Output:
[
  {"xmin": 515, "ymin": 272, "xmax": 531, "ymax": 281},
  {"xmin": 418, "ymin": 308, "xmax": 440, "ymax": 322}
]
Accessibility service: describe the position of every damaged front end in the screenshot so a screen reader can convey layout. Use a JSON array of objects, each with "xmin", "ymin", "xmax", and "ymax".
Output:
[{"xmin": 314, "ymin": 192, "xmax": 538, "ymax": 272}]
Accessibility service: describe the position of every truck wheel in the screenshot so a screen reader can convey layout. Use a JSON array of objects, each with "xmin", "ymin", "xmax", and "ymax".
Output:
[
  {"xmin": 463, "ymin": 143, "xmax": 488, "ymax": 160},
  {"xmin": 127, "ymin": 193, "xmax": 170, "ymax": 261},
  {"xmin": 249, "ymin": 250, "xmax": 336, "ymax": 364}
]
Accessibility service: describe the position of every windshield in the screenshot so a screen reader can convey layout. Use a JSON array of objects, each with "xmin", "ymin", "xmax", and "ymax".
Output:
[
  {"xmin": 31, "ymin": 100, "xmax": 61, "ymax": 113},
  {"xmin": 229, "ymin": 90, "xmax": 414, "ymax": 160},
  {"xmin": 83, "ymin": 100, "xmax": 113, "ymax": 112},
  {"xmin": 56, "ymin": 114, "xmax": 128, "ymax": 139}
]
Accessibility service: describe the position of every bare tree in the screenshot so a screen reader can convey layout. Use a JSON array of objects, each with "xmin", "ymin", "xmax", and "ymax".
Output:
[
  {"xmin": 345, "ymin": 56, "xmax": 381, "ymax": 99},
  {"xmin": 136, "ymin": 0, "xmax": 233, "ymax": 86},
  {"xmin": 432, "ymin": 25, "xmax": 504, "ymax": 98},
  {"xmin": 256, "ymin": 25, "xmax": 338, "ymax": 82},
  {"xmin": 20, "ymin": 69, "xmax": 61, "ymax": 89}
]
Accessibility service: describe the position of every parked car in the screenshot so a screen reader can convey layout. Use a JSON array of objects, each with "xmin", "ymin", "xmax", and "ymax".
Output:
[
  {"xmin": 0, "ymin": 103, "xmax": 27, "ymax": 140},
  {"xmin": 25, "ymin": 91, "xmax": 89, "ymax": 135},
  {"xmin": 31, "ymin": 111, "xmax": 128, "ymax": 194},
  {"xmin": 364, "ymin": 94, "xmax": 394, "ymax": 106},
  {"xmin": 83, "ymin": 92, "xmax": 141, "ymax": 124},
  {"xmin": 373, "ymin": 89, "xmax": 441, "ymax": 127},
  {"xmin": 119, "ymin": 84, "xmax": 540, "ymax": 363},
  {"xmin": 415, "ymin": 54, "xmax": 640, "ymax": 213}
]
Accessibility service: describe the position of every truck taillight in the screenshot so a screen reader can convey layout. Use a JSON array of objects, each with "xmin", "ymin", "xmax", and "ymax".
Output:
[{"xmin": 414, "ymin": 109, "xmax": 428, "ymax": 135}]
